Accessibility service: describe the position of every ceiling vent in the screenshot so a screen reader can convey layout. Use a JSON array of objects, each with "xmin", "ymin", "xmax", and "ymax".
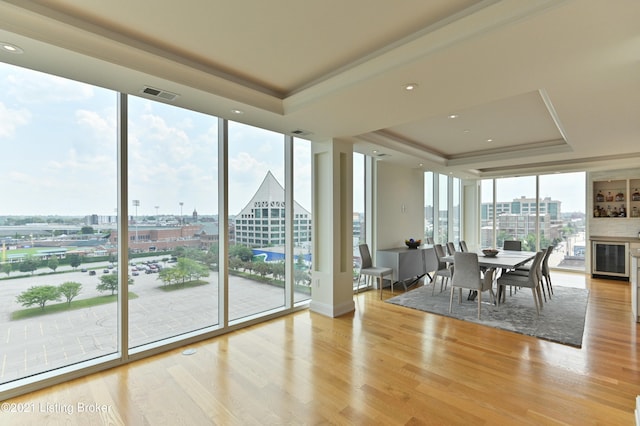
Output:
[
  {"xmin": 140, "ymin": 86, "xmax": 179, "ymax": 101},
  {"xmin": 291, "ymin": 129, "xmax": 312, "ymax": 137}
]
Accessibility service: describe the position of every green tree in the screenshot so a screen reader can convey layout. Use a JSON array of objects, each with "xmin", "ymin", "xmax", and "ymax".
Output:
[
  {"xmin": 80, "ymin": 226, "xmax": 95, "ymax": 234},
  {"xmin": 96, "ymin": 274, "xmax": 134, "ymax": 295},
  {"xmin": 67, "ymin": 254, "xmax": 82, "ymax": 270},
  {"xmin": 176, "ymin": 257, "xmax": 209, "ymax": 282},
  {"xmin": 2, "ymin": 263, "xmax": 12, "ymax": 277},
  {"xmin": 16, "ymin": 285, "xmax": 61, "ymax": 309},
  {"xmin": 271, "ymin": 261, "xmax": 285, "ymax": 280},
  {"xmin": 158, "ymin": 267, "xmax": 182, "ymax": 286},
  {"xmin": 229, "ymin": 257, "xmax": 243, "ymax": 271},
  {"xmin": 18, "ymin": 254, "xmax": 39, "ymax": 275},
  {"xmin": 254, "ymin": 261, "xmax": 272, "ymax": 277},
  {"xmin": 294, "ymin": 268, "xmax": 311, "ymax": 286},
  {"xmin": 229, "ymin": 244, "xmax": 254, "ymax": 262},
  {"xmin": 295, "ymin": 254, "xmax": 306, "ymax": 269},
  {"xmin": 48, "ymin": 256, "xmax": 59, "ymax": 272},
  {"xmin": 58, "ymin": 281, "xmax": 82, "ymax": 305}
]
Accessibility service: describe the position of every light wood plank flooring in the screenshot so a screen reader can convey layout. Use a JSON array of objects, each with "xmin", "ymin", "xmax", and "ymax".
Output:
[{"xmin": 2, "ymin": 272, "xmax": 639, "ymax": 425}]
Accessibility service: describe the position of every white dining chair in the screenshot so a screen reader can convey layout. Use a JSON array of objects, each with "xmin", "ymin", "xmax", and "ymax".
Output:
[{"xmin": 357, "ymin": 244, "xmax": 394, "ymax": 299}]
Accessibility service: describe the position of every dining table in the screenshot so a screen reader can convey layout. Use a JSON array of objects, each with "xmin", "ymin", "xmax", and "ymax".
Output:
[{"xmin": 441, "ymin": 250, "xmax": 537, "ymax": 302}]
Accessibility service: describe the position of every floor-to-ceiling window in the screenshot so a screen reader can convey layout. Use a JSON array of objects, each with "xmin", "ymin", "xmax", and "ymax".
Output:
[
  {"xmin": 424, "ymin": 172, "xmax": 434, "ymax": 242},
  {"xmin": 539, "ymin": 172, "xmax": 585, "ymax": 270},
  {"xmin": 293, "ymin": 137, "xmax": 312, "ymax": 303},
  {"xmin": 127, "ymin": 96, "xmax": 219, "ymax": 348},
  {"xmin": 481, "ymin": 172, "xmax": 585, "ymax": 271},
  {"xmin": 424, "ymin": 172, "xmax": 460, "ymax": 245},
  {"xmin": 0, "ymin": 63, "xmax": 118, "ymax": 384},
  {"xmin": 438, "ymin": 174, "xmax": 449, "ymax": 243},
  {"xmin": 352, "ymin": 152, "xmax": 365, "ymax": 290},
  {"xmin": 452, "ymin": 176, "xmax": 461, "ymax": 244},
  {"xmin": 227, "ymin": 122, "xmax": 287, "ymax": 321},
  {"xmin": 0, "ymin": 60, "xmax": 313, "ymax": 396},
  {"xmin": 480, "ymin": 179, "xmax": 495, "ymax": 248}
]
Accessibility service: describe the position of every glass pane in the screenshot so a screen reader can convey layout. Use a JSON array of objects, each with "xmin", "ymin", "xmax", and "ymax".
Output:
[
  {"xmin": 0, "ymin": 63, "xmax": 117, "ymax": 383},
  {"xmin": 353, "ymin": 153, "xmax": 365, "ymax": 290},
  {"xmin": 228, "ymin": 122, "xmax": 285, "ymax": 321},
  {"xmin": 539, "ymin": 172, "xmax": 585, "ymax": 271},
  {"xmin": 294, "ymin": 138, "xmax": 312, "ymax": 303},
  {"xmin": 452, "ymin": 177, "xmax": 460, "ymax": 243},
  {"xmin": 496, "ymin": 176, "xmax": 537, "ymax": 250},
  {"xmin": 424, "ymin": 172, "xmax": 434, "ymax": 242},
  {"xmin": 480, "ymin": 179, "xmax": 494, "ymax": 248},
  {"xmin": 128, "ymin": 96, "xmax": 219, "ymax": 348},
  {"xmin": 438, "ymin": 174, "xmax": 449, "ymax": 243}
]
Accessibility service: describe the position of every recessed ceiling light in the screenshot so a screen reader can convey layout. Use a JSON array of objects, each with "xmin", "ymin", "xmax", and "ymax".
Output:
[
  {"xmin": 448, "ymin": 114, "xmax": 459, "ymax": 119},
  {"xmin": 372, "ymin": 150, "xmax": 378, "ymax": 154},
  {"xmin": 403, "ymin": 83, "xmax": 418, "ymax": 91},
  {"xmin": 486, "ymin": 138, "xmax": 493, "ymax": 142},
  {"xmin": 419, "ymin": 163, "xmax": 424, "ymax": 167},
  {"xmin": 1, "ymin": 42, "xmax": 23, "ymax": 54},
  {"xmin": 463, "ymin": 129, "xmax": 470, "ymax": 133},
  {"xmin": 231, "ymin": 109, "xmax": 244, "ymax": 114}
]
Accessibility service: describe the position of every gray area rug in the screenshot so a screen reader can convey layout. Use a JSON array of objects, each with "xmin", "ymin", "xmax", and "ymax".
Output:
[{"xmin": 386, "ymin": 283, "xmax": 589, "ymax": 347}]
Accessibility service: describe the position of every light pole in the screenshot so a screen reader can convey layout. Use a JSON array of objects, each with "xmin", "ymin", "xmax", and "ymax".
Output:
[
  {"xmin": 155, "ymin": 205, "xmax": 159, "ymax": 224},
  {"xmin": 132, "ymin": 200, "xmax": 140, "ymax": 241},
  {"xmin": 179, "ymin": 202, "xmax": 184, "ymax": 225}
]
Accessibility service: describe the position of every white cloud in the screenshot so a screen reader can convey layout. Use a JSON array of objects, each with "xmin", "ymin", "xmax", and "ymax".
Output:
[
  {"xmin": 7, "ymin": 72, "xmax": 94, "ymax": 104},
  {"xmin": 0, "ymin": 102, "xmax": 31, "ymax": 139}
]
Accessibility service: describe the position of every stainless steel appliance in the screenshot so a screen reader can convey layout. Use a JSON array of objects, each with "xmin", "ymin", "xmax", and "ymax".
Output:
[{"xmin": 592, "ymin": 241, "xmax": 629, "ymax": 280}]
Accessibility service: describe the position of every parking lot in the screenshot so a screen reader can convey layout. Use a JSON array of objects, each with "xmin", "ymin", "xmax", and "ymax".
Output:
[{"xmin": 0, "ymin": 258, "xmax": 309, "ymax": 384}]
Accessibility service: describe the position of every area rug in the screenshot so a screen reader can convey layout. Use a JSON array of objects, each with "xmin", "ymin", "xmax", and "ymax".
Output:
[{"xmin": 385, "ymin": 284, "xmax": 589, "ymax": 347}]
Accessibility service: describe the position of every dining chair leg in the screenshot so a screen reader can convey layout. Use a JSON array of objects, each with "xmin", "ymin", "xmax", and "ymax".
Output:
[
  {"xmin": 532, "ymin": 288, "xmax": 540, "ymax": 316},
  {"xmin": 379, "ymin": 277, "xmax": 383, "ymax": 299},
  {"xmin": 537, "ymin": 285, "xmax": 544, "ymax": 309},
  {"xmin": 544, "ymin": 275, "xmax": 553, "ymax": 296},
  {"xmin": 477, "ymin": 291, "xmax": 482, "ymax": 320},
  {"xmin": 449, "ymin": 286, "xmax": 455, "ymax": 313}
]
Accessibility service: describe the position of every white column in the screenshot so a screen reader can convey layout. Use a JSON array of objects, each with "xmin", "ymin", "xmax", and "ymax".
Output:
[{"xmin": 309, "ymin": 139, "xmax": 355, "ymax": 317}]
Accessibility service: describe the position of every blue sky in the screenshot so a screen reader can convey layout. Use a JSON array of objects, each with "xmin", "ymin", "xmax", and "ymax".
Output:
[
  {"xmin": 0, "ymin": 61, "xmax": 582, "ymax": 218},
  {"xmin": 0, "ymin": 62, "xmax": 312, "ymax": 217}
]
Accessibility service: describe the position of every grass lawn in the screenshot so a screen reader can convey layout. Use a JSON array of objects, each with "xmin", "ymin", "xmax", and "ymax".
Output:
[
  {"xmin": 11, "ymin": 292, "xmax": 138, "ymax": 320},
  {"xmin": 157, "ymin": 280, "xmax": 209, "ymax": 292}
]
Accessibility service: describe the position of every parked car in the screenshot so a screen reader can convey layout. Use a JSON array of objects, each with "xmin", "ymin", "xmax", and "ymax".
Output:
[
  {"xmin": 103, "ymin": 269, "xmax": 109, "ymax": 273},
  {"xmin": 89, "ymin": 270, "xmax": 96, "ymax": 276},
  {"xmin": 81, "ymin": 268, "xmax": 88, "ymax": 272}
]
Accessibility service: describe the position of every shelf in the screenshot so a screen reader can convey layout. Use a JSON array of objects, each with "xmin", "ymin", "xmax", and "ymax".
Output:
[{"xmin": 593, "ymin": 179, "xmax": 632, "ymax": 218}]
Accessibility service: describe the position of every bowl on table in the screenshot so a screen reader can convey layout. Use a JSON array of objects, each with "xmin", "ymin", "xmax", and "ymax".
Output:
[
  {"xmin": 405, "ymin": 239, "xmax": 422, "ymax": 249},
  {"xmin": 482, "ymin": 248, "xmax": 499, "ymax": 257}
]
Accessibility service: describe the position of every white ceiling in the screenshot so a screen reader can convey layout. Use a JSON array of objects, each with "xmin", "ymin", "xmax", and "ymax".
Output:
[{"xmin": 0, "ymin": 0, "xmax": 638, "ymax": 178}]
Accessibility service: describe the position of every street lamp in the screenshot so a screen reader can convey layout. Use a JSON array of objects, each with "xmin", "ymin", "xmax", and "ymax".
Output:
[
  {"xmin": 179, "ymin": 202, "xmax": 184, "ymax": 224},
  {"xmin": 155, "ymin": 205, "xmax": 159, "ymax": 224},
  {"xmin": 132, "ymin": 200, "xmax": 140, "ymax": 241}
]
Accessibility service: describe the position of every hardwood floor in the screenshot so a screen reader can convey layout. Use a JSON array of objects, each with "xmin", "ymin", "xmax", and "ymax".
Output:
[{"xmin": 2, "ymin": 272, "xmax": 639, "ymax": 425}]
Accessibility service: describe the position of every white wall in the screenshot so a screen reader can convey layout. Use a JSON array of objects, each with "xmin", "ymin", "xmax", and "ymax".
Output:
[{"xmin": 374, "ymin": 161, "xmax": 424, "ymax": 251}]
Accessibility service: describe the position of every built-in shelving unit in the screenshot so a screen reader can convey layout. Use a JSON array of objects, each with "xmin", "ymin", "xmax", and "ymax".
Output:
[
  {"xmin": 630, "ymin": 179, "xmax": 640, "ymax": 218},
  {"xmin": 593, "ymin": 178, "xmax": 640, "ymax": 218}
]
